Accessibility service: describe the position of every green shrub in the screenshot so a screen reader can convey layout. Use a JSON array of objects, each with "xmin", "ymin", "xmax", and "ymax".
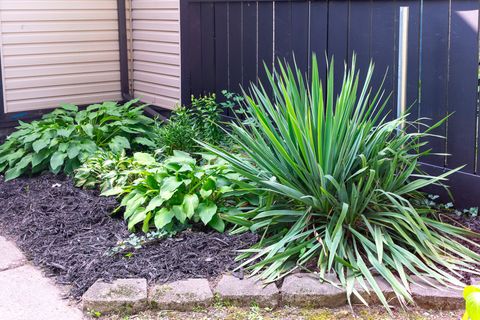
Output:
[
  {"xmin": 74, "ymin": 150, "xmax": 161, "ymax": 193},
  {"xmin": 158, "ymin": 94, "xmax": 225, "ymax": 154},
  {"xmin": 0, "ymin": 100, "xmax": 158, "ymax": 180},
  {"xmin": 201, "ymin": 55, "xmax": 480, "ymax": 308},
  {"xmin": 110, "ymin": 151, "xmax": 252, "ymax": 233}
]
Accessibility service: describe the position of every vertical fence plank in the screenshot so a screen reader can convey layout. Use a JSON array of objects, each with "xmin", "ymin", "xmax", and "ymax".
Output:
[
  {"xmin": 215, "ymin": 3, "xmax": 229, "ymax": 100},
  {"xmin": 446, "ymin": 1, "xmax": 479, "ymax": 172},
  {"xmin": 243, "ymin": 2, "xmax": 258, "ymax": 89},
  {"xmin": 348, "ymin": 0, "xmax": 371, "ymax": 78},
  {"xmin": 420, "ymin": 0, "xmax": 450, "ymax": 166},
  {"xmin": 257, "ymin": 1, "xmax": 274, "ymax": 94},
  {"xmin": 200, "ymin": 2, "xmax": 215, "ymax": 95},
  {"xmin": 229, "ymin": 2, "xmax": 243, "ymax": 93},
  {"xmin": 291, "ymin": 1, "xmax": 309, "ymax": 74},
  {"xmin": 328, "ymin": 0, "xmax": 349, "ymax": 94},
  {"xmin": 188, "ymin": 2, "xmax": 202, "ymax": 96},
  {"xmin": 275, "ymin": 1, "xmax": 293, "ymax": 65},
  {"xmin": 370, "ymin": 0, "xmax": 396, "ymax": 121},
  {"xmin": 309, "ymin": 0, "xmax": 328, "ymax": 80}
]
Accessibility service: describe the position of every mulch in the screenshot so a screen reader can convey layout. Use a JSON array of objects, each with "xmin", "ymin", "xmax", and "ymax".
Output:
[{"xmin": 0, "ymin": 173, "xmax": 258, "ymax": 298}]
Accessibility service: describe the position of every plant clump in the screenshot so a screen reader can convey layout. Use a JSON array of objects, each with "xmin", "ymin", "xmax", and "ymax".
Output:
[
  {"xmin": 158, "ymin": 94, "xmax": 227, "ymax": 154},
  {"xmin": 201, "ymin": 54, "xmax": 480, "ymax": 309},
  {"xmin": 0, "ymin": 100, "xmax": 157, "ymax": 180},
  {"xmin": 108, "ymin": 151, "xmax": 255, "ymax": 233}
]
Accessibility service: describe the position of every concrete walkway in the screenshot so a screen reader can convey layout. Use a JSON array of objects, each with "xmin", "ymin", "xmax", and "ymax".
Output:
[{"xmin": 0, "ymin": 236, "xmax": 84, "ymax": 320}]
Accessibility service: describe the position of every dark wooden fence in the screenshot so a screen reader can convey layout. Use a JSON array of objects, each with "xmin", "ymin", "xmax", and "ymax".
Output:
[{"xmin": 180, "ymin": 0, "xmax": 480, "ymax": 207}]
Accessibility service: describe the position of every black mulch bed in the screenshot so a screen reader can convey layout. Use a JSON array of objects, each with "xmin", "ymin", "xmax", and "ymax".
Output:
[{"xmin": 0, "ymin": 173, "xmax": 258, "ymax": 298}]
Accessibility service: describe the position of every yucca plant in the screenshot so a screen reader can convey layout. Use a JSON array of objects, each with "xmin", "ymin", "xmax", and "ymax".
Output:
[{"xmin": 200, "ymin": 54, "xmax": 480, "ymax": 309}]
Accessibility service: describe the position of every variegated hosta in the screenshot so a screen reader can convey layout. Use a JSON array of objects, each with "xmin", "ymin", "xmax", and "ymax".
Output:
[
  {"xmin": 110, "ymin": 151, "xmax": 255, "ymax": 233},
  {"xmin": 200, "ymin": 54, "xmax": 480, "ymax": 309}
]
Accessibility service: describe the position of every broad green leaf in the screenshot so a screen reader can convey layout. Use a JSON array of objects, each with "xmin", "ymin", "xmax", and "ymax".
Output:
[
  {"xmin": 67, "ymin": 145, "xmax": 81, "ymax": 159},
  {"xmin": 60, "ymin": 103, "xmax": 79, "ymax": 112},
  {"xmin": 208, "ymin": 214, "xmax": 225, "ymax": 232},
  {"xmin": 172, "ymin": 205, "xmax": 187, "ymax": 223},
  {"xmin": 82, "ymin": 123, "xmax": 94, "ymax": 137},
  {"xmin": 133, "ymin": 152, "xmax": 156, "ymax": 165},
  {"xmin": 197, "ymin": 201, "xmax": 217, "ymax": 225},
  {"xmin": 32, "ymin": 139, "xmax": 49, "ymax": 153},
  {"xmin": 50, "ymin": 151, "xmax": 67, "ymax": 173},
  {"xmin": 108, "ymin": 136, "xmax": 131, "ymax": 153},
  {"xmin": 145, "ymin": 195, "xmax": 165, "ymax": 212},
  {"xmin": 154, "ymin": 208, "xmax": 174, "ymax": 229},
  {"xmin": 183, "ymin": 194, "xmax": 199, "ymax": 218}
]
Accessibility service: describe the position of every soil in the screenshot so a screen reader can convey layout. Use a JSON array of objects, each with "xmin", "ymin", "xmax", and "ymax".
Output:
[
  {"xmin": 98, "ymin": 305, "xmax": 462, "ymax": 320},
  {"xmin": 0, "ymin": 173, "xmax": 258, "ymax": 298}
]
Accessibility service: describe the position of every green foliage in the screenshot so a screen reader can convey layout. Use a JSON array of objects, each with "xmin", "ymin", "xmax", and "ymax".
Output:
[
  {"xmin": 74, "ymin": 150, "xmax": 161, "ymax": 193},
  {"xmin": 200, "ymin": 54, "xmax": 480, "ymax": 309},
  {"xmin": 110, "ymin": 151, "xmax": 251, "ymax": 233},
  {"xmin": 158, "ymin": 94, "xmax": 225, "ymax": 154},
  {"xmin": 0, "ymin": 100, "xmax": 158, "ymax": 180},
  {"xmin": 464, "ymin": 286, "xmax": 480, "ymax": 320}
]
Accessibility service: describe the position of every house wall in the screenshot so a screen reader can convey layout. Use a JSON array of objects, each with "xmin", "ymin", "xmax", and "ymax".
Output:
[
  {"xmin": 0, "ymin": 0, "xmax": 122, "ymax": 113},
  {"xmin": 129, "ymin": 0, "xmax": 181, "ymax": 110}
]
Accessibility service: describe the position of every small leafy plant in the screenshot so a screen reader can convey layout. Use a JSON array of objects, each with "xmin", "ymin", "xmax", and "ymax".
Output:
[
  {"xmin": 111, "ymin": 151, "xmax": 250, "ymax": 233},
  {"xmin": 0, "ymin": 100, "xmax": 158, "ymax": 180},
  {"xmin": 158, "ymin": 94, "xmax": 226, "ymax": 154},
  {"xmin": 74, "ymin": 150, "xmax": 161, "ymax": 193}
]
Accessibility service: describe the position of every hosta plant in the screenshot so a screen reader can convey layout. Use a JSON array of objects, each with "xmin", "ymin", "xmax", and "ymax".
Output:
[
  {"xmin": 110, "ymin": 151, "xmax": 252, "ymax": 233},
  {"xmin": 0, "ymin": 100, "xmax": 158, "ymax": 180},
  {"xmin": 201, "ymin": 55, "xmax": 480, "ymax": 309},
  {"xmin": 74, "ymin": 150, "xmax": 161, "ymax": 193}
]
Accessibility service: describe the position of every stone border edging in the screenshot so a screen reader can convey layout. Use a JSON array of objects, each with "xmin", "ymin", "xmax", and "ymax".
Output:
[{"xmin": 81, "ymin": 273, "xmax": 465, "ymax": 315}]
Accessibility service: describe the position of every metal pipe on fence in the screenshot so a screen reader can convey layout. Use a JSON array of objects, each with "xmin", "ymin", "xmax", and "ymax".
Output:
[{"xmin": 397, "ymin": 6, "xmax": 409, "ymax": 128}]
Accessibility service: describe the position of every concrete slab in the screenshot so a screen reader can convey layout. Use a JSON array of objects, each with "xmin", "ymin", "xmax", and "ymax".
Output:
[
  {"xmin": 150, "ymin": 278, "xmax": 213, "ymax": 311},
  {"xmin": 0, "ymin": 265, "xmax": 83, "ymax": 320},
  {"xmin": 214, "ymin": 275, "xmax": 279, "ymax": 308},
  {"xmin": 0, "ymin": 235, "xmax": 26, "ymax": 271},
  {"xmin": 83, "ymin": 278, "xmax": 148, "ymax": 314}
]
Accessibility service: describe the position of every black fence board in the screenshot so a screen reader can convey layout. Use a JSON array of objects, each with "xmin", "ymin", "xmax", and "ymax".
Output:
[
  {"xmin": 291, "ymin": 1, "xmax": 309, "ymax": 73},
  {"xmin": 348, "ymin": 1, "xmax": 371, "ymax": 79},
  {"xmin": 275, "ymin": 1, "xmax": 293, "ymax": 65},
  {"xmin": 370, "ymin": 0, "xmax": 396, "ymax": 121},
  {"xmin": 309, "ymin": 0, "xmax": 328, "ymax": 80},
  {"xmin": 180, "ymin": 0, "xmax": 480, "ymax": 207},
  {"xmin": 188, "ymin": 3, "xmax": 203, "ymax": 97},
  {"xmin": 228, "ymin": 3, "xmax": 243, "ymax": 93},
  {"xmin": 420, "ymin": 0, "xmax": 450, "ymax": 166},
  {"xmin": 243, "ymin": 2, "xmax": 258, "ymax": 89},
  {"xmin": 257, "ymin": 1, "xmax": 274, "ymax": 94},
  {"xmin": 214, "ymin": 3, "xmax": 229, "ymax": 99},
  {"xmin": 200, "ymin": 3, "xmax": 216, "ymax": 94},
  {"xmin": 327, "ymin": 1, "xmax": 349, "ymax": 95},
  {"xmin": 446, "ymin": 1, "xmax": 479, "ymax": 173}
]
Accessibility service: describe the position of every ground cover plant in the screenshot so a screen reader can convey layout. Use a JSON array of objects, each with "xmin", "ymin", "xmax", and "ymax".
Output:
[
  {"xmin": 109, "ymin": 151, "xmax": 254, "ymax": 233},
  {"xmin": 201, "ymin": 54, "xmax": 480, "ymax": 309},
  {"xmin": 0, "ymin": 100, "xmax": 157, "ymax": 180}
]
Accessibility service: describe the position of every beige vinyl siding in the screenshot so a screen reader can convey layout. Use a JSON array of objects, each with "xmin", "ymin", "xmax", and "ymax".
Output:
[
  {"xmin": 0, "ymin": 0, "xmax": 122, "ymax": 113},
  {"xmin": 130, "ymin": 0, "xmax": 181, "ymax": 110}
]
